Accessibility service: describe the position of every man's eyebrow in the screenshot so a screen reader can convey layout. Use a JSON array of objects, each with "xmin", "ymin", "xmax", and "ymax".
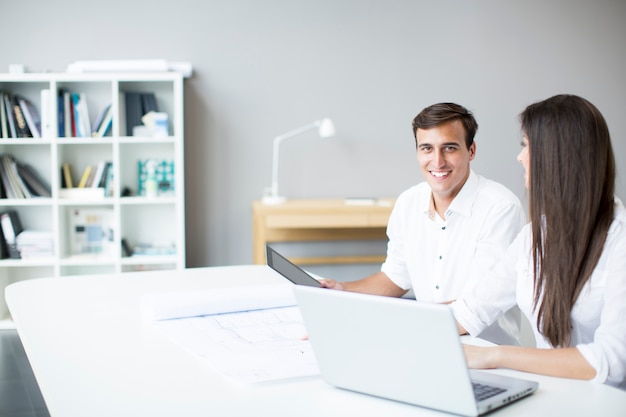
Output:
[{"xmin": 418, "ymin": 141, "xmax": 462, "ymax": 147}]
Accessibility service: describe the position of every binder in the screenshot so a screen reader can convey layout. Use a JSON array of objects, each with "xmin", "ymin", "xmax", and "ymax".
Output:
[{"xmin": 0, "ymin": 210, "xmax": 23, "ymax": 259}]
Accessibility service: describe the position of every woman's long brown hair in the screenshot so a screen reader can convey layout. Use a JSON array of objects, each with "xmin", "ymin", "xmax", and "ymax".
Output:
[{"xmin": 520, "ymin": 94, "xmax": 615, "ymax": 347}]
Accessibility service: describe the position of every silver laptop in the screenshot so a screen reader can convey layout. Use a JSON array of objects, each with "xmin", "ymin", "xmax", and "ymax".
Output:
[{"xmin": 293, "ymin": 285, "xmax": 538, "ymax": 416}]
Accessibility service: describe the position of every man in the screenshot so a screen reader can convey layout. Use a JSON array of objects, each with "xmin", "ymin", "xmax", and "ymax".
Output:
[{"xmin": 321, "ymin": 103, "xmax": 527, "ymax": 345}]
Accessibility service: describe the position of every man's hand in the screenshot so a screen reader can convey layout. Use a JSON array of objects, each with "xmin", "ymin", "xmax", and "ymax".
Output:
[{"xmin": 319, "ymin": 279, "xmax": 344, "ymax": 290}]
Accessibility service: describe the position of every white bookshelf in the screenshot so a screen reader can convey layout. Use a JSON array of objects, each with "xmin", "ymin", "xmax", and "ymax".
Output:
[{"xmin": 0, "ymin": 72, "xmax": 186, "ymax": 320}]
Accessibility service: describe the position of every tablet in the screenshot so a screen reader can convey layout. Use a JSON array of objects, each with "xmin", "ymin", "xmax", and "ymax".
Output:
[{"xmin": 266, "ymin": 245, "xmax": 322, "ymax": 287}]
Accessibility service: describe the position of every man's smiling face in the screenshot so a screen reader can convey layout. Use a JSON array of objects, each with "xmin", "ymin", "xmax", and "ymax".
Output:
[{"xmin": 416, "ymin": 119, "xmax": 475, "ymax": 211}]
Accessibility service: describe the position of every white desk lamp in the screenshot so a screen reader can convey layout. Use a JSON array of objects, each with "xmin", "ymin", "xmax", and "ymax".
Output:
[{"xmin": 262, "ymin": 118, "xmax": 335, "ymax": 205}]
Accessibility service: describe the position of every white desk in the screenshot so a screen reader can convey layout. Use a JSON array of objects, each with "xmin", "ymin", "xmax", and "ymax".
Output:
[{"xmin": 6, "ymin": 266, "xmax": 626, "ymax": 417}]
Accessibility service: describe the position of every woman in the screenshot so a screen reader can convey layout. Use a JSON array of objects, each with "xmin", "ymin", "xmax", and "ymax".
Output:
[{"xmin": 452, "ymin": 94, "xmax": 626, "ymax": 389}]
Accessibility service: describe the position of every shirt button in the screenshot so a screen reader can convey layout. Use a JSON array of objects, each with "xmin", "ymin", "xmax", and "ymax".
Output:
[{"xmin": 441, "ymin": 226, "xmax": 446, "ymax": 230}]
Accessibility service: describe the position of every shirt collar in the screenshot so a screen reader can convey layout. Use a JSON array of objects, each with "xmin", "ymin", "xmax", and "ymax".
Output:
[
  {"xmin": 448, "ymin": 169, "xmax": 478, "ymax": 217},
  {"xmin": 421, "ymin": 170, "xmax": 478, "ymax": 218}
]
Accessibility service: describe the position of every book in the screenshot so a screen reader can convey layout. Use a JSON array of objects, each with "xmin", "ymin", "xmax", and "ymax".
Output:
[
  {"xmin": 69, "ymin": 93, "xmax": 76, "ymax": 137},
  {"xmin": 11, "ymin": 156, "xmax": 32, "ymax": 198},
  {"xmin": 124, "ymin": 92, "xmax": 143, "ymax": 136},
  {"xmin": 117, "ymin": 92, "xmax": 125, "ymax": 136},
  {"xmin": 141, "ymin": 92, "xmax": 158, "ymax": 114},
  {"xmin": 71, "ymin": 93, "xmax": 91, "ymax": 137},
  {"xmin": 11, "ymin": 95, "xmax": 31, "ymax": 137},
  {"xmin": 1, "ymin": 154, "xmax": 30, "ymax": 198},
  {"xmin": 0, "ymin": 210, "xmax": 24, "ymax": 258},
  {"xmin": 0, "ymin": 168, "xmax": 5, "ymax": 199},
  {"xmin": 77, "ymin": 165, "xmax": 92, "ymax": 188},
  {"xmin": 121, "ymin": 238, "xmax": 133, "ymax": 257},
  {"xmin": 85, "ymin": 164, "xmax": 96, "ymax": 187},
  {"xmin": 63, "ymin": 91, "xmax": 72, "ymax": 137},
  {"xmin": 18, "ymin": 96, "xmax": 41, "ymax": 138},
  {"xmin": 78, "ymin": 93, "xmax": 91, "ymax": 137},
  {"xmin": 0, "ymin": 156, "xmax": 15, "ymax": 198},
  {"xmin": 68, "ymin": 208, "xmax": 114, "ymax": 256},
  {"xmin": 0, "ymin": 216, "xmax": 7, "ymax": 258},
  {"xmin": 92, "ymin": 104, "xmax": 112, "ymax": 137},
  {"xmin": 57, "ymin": 91, "xmax": 65, "ymax": 137},
  {"xmin": 0, "ymin": 92, "xmax": 7, "ymax": 138},
  {"xmin": 91, "ymin": 104, "xmax": 111, "ymax": 136},
  {"xmin": 16, "ymin": 163, "xmax": 51, "ymax": 197},
  {"xmin": 4, "ymin": 93, "xmax": 17, "ymax": 138},
  {"xmin": 62, "ymin": 163, "xmax": 74, "ymax": 188},
  {"xmin": 72, "ymin": 93, "xmax": 84, "ymax": 137},
  {"xmin": 98, "ymin": 162, "xmax": 112, "ymax": 188},
  {"xmin": 90, "ymin": 161, "xmax": 106, "ymax": 189},
  {"xmin": 103, "ymin": 161, "xmax": 114, "ymax": 196},
  {"xmin": 40, "ymin": 89, "xmax": 51, "ymax": 138}
]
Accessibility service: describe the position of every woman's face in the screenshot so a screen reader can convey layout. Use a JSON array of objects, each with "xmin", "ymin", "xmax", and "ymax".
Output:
[{"xmin": 517, "ymin": 136, "xmax": 530, "ymax": 189}]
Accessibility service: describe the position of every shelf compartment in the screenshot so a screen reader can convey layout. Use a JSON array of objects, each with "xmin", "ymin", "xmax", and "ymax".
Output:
[{"xmin": 120, "ymin": 204, "xmax": 177, "ymax": 258}]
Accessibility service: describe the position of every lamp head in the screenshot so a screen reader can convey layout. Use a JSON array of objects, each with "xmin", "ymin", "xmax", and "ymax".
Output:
[{"xmin": 318, "ymin": 118, "xmax": 335, "ymax": 138}]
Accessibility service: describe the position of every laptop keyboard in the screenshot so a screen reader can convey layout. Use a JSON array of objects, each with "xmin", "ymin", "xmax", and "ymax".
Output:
[{"xmin": 473, "ymin": 382, "xmax": 507, "ymax": 401}]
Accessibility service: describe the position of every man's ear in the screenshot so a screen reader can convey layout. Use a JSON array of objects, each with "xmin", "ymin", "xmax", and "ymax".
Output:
[{"xmin": 468, "ymin": 142, "xmax": 476, "ymax": 160}]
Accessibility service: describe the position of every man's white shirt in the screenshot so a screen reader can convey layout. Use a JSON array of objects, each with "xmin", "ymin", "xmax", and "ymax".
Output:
[{"xmin": 382, "ymin": 170, "xmax": 527, "ymax": 345}]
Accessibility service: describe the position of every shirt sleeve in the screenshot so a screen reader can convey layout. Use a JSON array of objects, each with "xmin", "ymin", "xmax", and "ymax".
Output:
[
  {"xmin": 381, "ymin": 192, "xmax": 412, "ymax": 290},
  {"xmin": 451, "ymin": 227, "xmax": 524, "ymax": 337},
  {"xmin": 462, "ymin": 200, "xmax": 527, "ymax": 303},
  {"xmin": 575, "ymin": 227, "xmax": 626, "ymax": 389}
]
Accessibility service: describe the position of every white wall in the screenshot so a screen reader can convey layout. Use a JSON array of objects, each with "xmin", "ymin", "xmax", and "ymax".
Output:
[{"xmin": 2, "ymin": 0, "xmax": 625, "ymax": 269}]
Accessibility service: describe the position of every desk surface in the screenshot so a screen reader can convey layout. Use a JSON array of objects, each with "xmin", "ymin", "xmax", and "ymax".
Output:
[{"xmin": 6, "ymin": 266, "xmax": 626, "ymax": 417}]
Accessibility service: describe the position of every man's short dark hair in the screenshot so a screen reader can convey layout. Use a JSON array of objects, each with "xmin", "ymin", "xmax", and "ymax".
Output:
[{"xmin": 412, "ymin": 103, "xmax": 478, "ymax": 148}]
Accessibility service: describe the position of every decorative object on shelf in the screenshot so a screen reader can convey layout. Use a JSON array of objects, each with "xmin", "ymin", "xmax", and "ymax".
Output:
[
  {"xmin": 68, "ymin": 208, "xmax": 115, "ymax": 256},
  {"xmin": 131, "ymin": 241, "xmax": 176, "ymax": 256},
  {"xmin": 138, "ymin": 159, "xmax": 174, "ymax": 197},
  {"xmin": 138, "ymin": 111, "xmax": 169, "ymax": 137},
  {"xmin": 262, "ymin": 118, "xmax": 335, "ymax": 205}
]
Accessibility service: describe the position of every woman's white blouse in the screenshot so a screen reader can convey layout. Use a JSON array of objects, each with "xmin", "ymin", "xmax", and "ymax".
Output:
[{"xmin": 452, "ymin": 200, "xmax": 626, "ymax": 389}]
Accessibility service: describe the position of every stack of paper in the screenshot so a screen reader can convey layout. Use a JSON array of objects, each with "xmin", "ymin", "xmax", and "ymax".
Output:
[
  {"xmin": 16, "ymin": 230, "xmax": 54, "ymax": 259},
  {"xmin": 142, "ymin": 284, "xmax": 320, "ymax": 384}
]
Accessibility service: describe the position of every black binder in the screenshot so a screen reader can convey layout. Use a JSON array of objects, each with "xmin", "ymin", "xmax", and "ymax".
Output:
[{"xmin": 0, "ymin": 210, "xmax": 23, "ymax": 259}]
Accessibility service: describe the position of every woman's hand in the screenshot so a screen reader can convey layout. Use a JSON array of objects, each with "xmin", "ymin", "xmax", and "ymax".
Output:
[
  {"xmin": 462, "ymin": 344, "xmax": 501, "ymax": 369},
  {"xmin": 462, "ymin": 344, "xmax": 596, "ymax": 380}
]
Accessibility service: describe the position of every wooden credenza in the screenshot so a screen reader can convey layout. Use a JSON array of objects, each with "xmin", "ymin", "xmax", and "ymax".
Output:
[{"xmin": 252, "ymin": 199, "xmax": 394, "ymax": 265}]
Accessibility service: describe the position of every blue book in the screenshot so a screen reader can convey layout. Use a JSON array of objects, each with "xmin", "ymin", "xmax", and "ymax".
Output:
[
  {"xmin": 57, "ymin": 92, "xmax": 65, "ymax": 137},
  {"xmin": 72, "ymin": 93, "xmax": 84, "ymax": 137}
]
